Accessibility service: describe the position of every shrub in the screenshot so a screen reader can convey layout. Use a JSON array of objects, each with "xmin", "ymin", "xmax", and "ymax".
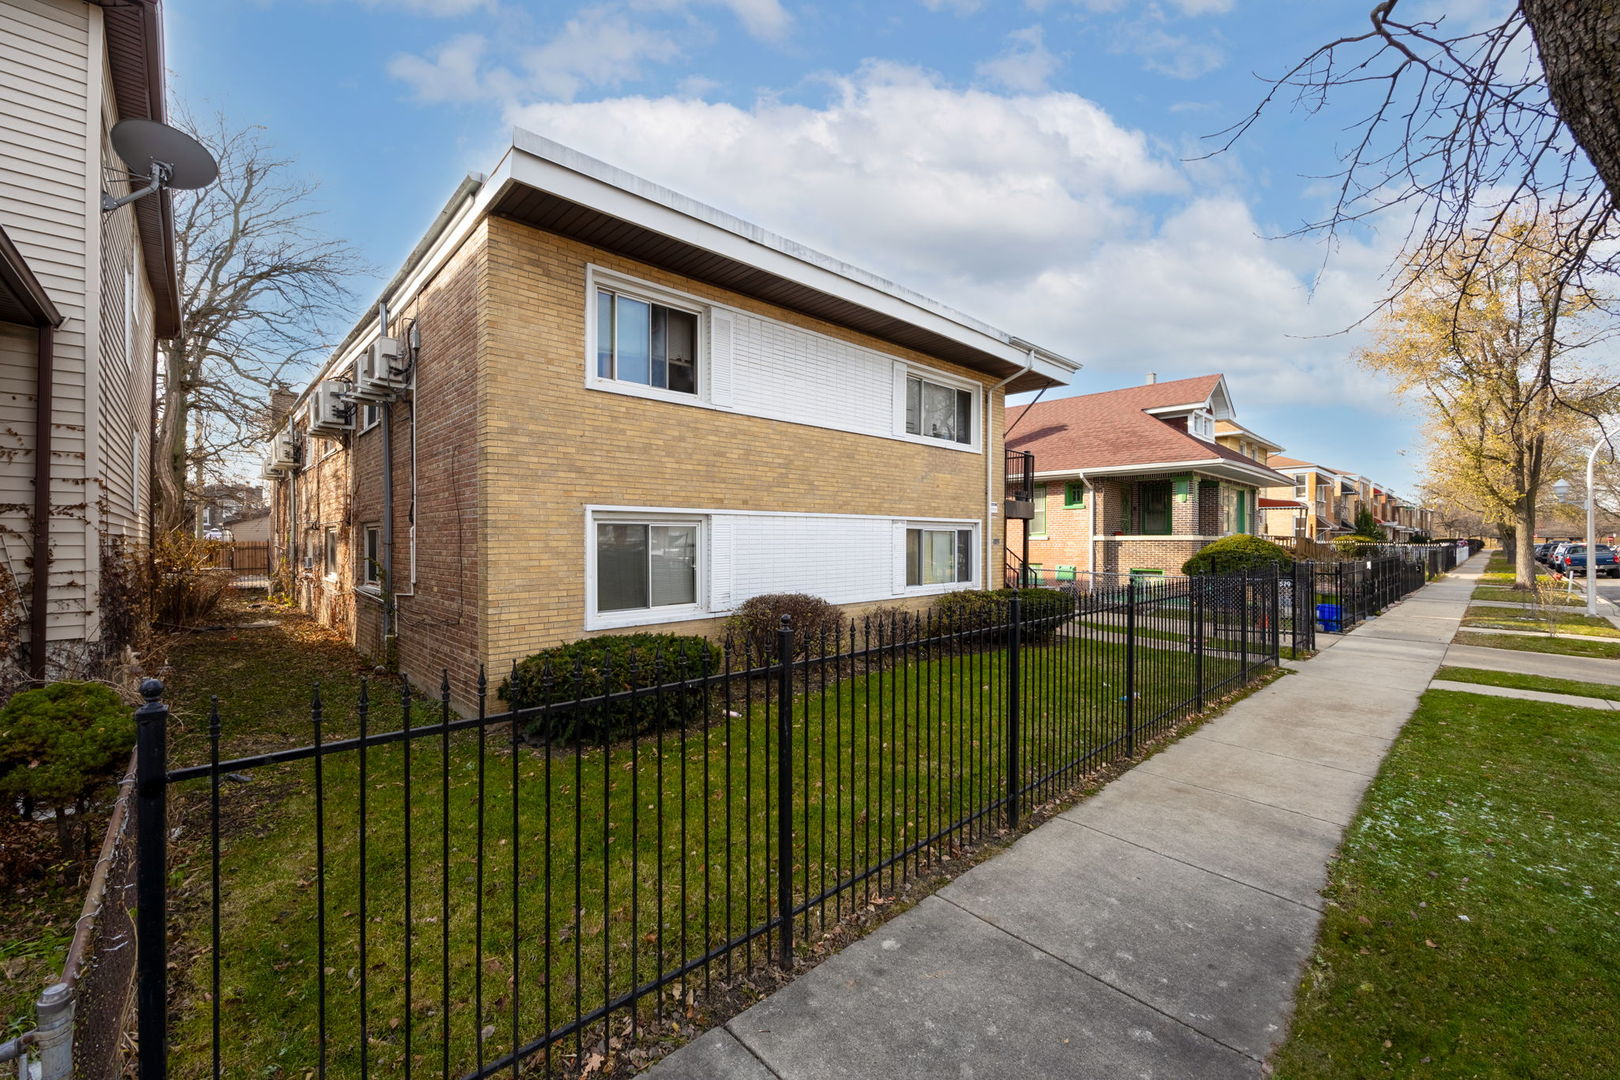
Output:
[
  {"xmin": 152, "ymin": 530, "xmax": 232, "ymax": 626},
  {"xmin": 0, "ymin": 682, "xmax": 133, "ymax": 859},
  {"xmin": 931, "ymin": 587, "xmax": 1073, "ymax": 642},
  {"xmin": 1331, "ymin": 535, "xmax": 1385, "ymax": 559},
  {"xmin": 499, "ymin": 633, "xmax": 723, "ymax": 744},
  {"xmin": 726, "ymin": 593, "xmax": 847, "ymax": 663},
  {"xmin": 1181, "ymin": 535, "xmax": 1295, "ymax": 576}
]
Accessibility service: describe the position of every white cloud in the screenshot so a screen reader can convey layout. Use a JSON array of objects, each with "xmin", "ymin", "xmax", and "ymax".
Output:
[
  {"xmin": 1113, "ymin": 18, "xmax": 1225, "ymax": 80},
  {"xmin": 629, "ymin": 0, "xmax": 792, "ymax": 39},
  {"xmin": 358, "ymin": 0, "xmax": 495, "ymax": 14},
  {"xmin": 388, "ymin": 33, "xmax": 490, "ymax": 103},
  {"xmin": 975, "ymin": 25, "xmax": 1061, "ymax": 93},
  {"xmin": 522, "ymin": 8, "xmax": 681, "ymax": 99},
  {"xmin": 389, "ymin": 7, "xmax": 682, "ymax": 103},
  {"xmin": 501, "ymin": 61, "xmax": 1397, "ymax": 412}
]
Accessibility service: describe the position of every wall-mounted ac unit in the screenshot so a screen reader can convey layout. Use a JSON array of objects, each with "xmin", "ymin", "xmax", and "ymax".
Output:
[
  {"xmin": 350, "ymin": 336, "xmax": 408, "ymax": 401},
  {"xmin": 267, "ymin": 428, "xmax": 300, "ymax": 472},
  {"xmin": 307, "ymin": 379, "xmax": 355, "ymax": 438}
]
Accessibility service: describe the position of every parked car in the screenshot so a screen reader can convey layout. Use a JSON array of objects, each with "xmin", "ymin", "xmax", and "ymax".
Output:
[
  {"xmin": 1534, "ymin": 542, "xmax": 1555, "ymax": 564},
  {"xmin": 1558, "ymin": 543, "xmax": 1619, "ymax": 578}
]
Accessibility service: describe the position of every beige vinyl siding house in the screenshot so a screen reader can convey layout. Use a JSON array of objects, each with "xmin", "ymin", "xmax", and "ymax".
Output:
[
  {"xmin": 267, "ymin": 131, "xmax": 1078, "ymax": 706},
  {"xmin": 0, "ymin": 0, "xmax": 177, "ymax": 676}
]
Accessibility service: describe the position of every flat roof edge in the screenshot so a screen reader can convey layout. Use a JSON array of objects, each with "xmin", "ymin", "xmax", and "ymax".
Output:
[{"xmin": 509, "ymin": 127, "xmax": 1077, "ymax": 377}]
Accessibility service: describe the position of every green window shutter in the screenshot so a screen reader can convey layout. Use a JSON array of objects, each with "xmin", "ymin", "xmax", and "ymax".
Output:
[
  {"xmin": 1173, "ymin": 475, "xmax": 1190, "ymax": 503},
  {"xmin": 1064, "ymin": 481, "xmax": 1085, "ymax": 508}
]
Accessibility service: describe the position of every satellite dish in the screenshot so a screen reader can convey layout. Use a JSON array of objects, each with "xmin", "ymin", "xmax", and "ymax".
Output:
[{"xmin": 101, "ymin": 119, "xmax": 218, "ymax": 212}]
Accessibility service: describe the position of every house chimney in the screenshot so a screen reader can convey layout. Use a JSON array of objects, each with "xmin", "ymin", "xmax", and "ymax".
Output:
[
  {"xmin": 268, "ymin": 383, "xmax": 297, "ymax": 429},
  {"xmin": 1146, "ymin": 372, "xmax": 1157, "ymax": 384}
]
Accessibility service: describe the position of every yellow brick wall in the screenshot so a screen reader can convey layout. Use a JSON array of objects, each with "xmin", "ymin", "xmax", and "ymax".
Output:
[{"xmin": 479, "ymin": 217, "xmax": 1005, "ymax": 670}]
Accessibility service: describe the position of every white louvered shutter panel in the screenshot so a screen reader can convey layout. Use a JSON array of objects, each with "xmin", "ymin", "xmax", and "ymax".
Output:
[
  {"xmin": 892, "ymin": 520, "xmax": 910, "ymax": 595},
  {"xmin": 708, "ymin": 516, "xmax": 734, "ymax": 611},
  {"xmin": 892, "ymin": 360, "xmax": 909, "ymax": 437},
  {"xmin": 708, "ymin": 310, "xmax": 735, "ymax": 407}
]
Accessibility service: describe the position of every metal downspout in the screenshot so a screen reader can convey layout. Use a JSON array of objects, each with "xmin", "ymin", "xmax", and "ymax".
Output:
[
  {"xmin": 987, "ymin": 349, "xmax": 1037, "ymax": 588},
  {"xmin": 30, "ymin": 324, "xmax": 53, "ymax": 681},
  {"xmin": 379, "ymin": 302, "xmax": 396, "ymax": 643}
]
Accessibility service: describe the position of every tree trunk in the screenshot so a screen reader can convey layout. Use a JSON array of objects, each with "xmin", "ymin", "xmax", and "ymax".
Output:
[
  {"xmin": 155, "ymin": 344, "xmax": 190, "ymax": 534},
  {"xmin": 1523, "ymin": 1, "xmax": 1620, "ymax": 204},
  {"xmin": 1513, "ymin": 495, "xmax": 1538, "ymax": 589}
]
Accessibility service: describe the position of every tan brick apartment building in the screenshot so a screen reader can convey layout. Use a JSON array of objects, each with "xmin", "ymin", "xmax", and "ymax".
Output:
[
  {"xmin": 1004, "ymin": 375, "xmax": 1290, "ymax": 579},
  {"xmin": 266, "ymin": 131, "xmax": 1077, "ymax": 701},
  {"xmin": 1262, "ymin": 457, "xmax": 1434, "ymax": 541}
]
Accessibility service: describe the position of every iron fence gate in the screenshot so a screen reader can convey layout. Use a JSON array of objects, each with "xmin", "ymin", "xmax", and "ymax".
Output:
[{"xmin": 134, "ymin": 572, "xmax": 1299, "ymax": 1078}]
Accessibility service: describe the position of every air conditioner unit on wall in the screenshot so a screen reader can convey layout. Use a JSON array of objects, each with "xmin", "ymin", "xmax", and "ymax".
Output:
[
  {"xmin": 350, "ymin": 336, "xmax": 408, "ymax": 401},
  {"xmin": 266, "ymin": 429, "xmax": 299, "ymax": 473},
  {"xmin": 307, "ymin": 379, "xmax": 356, "ymax": 438}
]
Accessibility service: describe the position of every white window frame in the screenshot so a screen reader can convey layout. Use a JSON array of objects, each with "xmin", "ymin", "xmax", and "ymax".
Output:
[
  {"xmin": 1189, "ymin": 410, "xmax": 1215, "ymax": 440},
  {"xmin": 1028, "ymin": 483, "xmax": 1048, "ymax": 538},
  {"xmin": 897, "ymin": 363, "xmax": 981, "ymax": 452},
  {"xmin": 585, "ymin": 267, "xmax": 706, "ymax": 407},
  {"xmin": 585, "ymin": 510, "xmax": 707, "ymax": 630},
  {"xmin": 902, "ymin": 521, "xmax": 979, "ymax": 596},
  {"xmin": 360, "ymin": 402, "xmax": 380, "ymax": 433},
  {"xmin": 323, "ymin": 525, "xmax": 339, "ymax": 581},
  {"xmin": 359, "ymin": 523, "xmax": 381, "ymax": 590}
]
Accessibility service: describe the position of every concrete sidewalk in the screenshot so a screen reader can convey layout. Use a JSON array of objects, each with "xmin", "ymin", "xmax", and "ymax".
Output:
[{"xmin": 646, "ymin": 554, "xmax": 1489, "ymax": 1080}]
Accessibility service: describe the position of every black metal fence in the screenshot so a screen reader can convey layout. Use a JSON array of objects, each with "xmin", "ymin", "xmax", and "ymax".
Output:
[{"xmin": 132, "ymin": 570, "xmax": 1313, "ymax": 1079}]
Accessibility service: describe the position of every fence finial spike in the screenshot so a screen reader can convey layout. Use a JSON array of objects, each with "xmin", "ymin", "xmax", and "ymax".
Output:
[
  {"xmin": 208, "ymin": 696, "xmax": 221, "ymax": 736},
  {"xmin": 440, "ymin": 669, "xmax": 450, "ymax": 696},
  {"xmin": 477, "ymin": 665, "xmax": 487, "ymax": 695},
  {"xmin": 140, "ymin": 677, "xmax": 164, "ymax": 703}
]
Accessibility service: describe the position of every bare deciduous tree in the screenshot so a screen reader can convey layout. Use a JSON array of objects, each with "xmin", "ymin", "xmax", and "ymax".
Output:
[{"xmin": 156, "ymin": 112, "xmax": 367, "ymax": 533}]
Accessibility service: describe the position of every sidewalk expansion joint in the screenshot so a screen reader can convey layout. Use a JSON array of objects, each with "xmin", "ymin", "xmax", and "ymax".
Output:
[
  {"xmin": 936, "ymin": 893, "xmax": 1263, "ymax": 1065},
  {"xmin": 1181, "ymin": 732, "xmax": 1381, "ymax": 779},
  {"xmin": 721, "ymin": 1024, "xmax": 788, "ymax": 1079},
  {"xmin": 1053, "ymin": 816, "xmax": 1325, "ymax": 913},
  {"xmin": 1128, "ymin": 766, "xmax": 1350, "ymax": 829}
]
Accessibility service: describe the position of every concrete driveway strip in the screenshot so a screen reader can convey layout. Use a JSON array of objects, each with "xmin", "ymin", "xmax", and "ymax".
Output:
[{"xmin": 642, "ymin": 553, "xmax": 1489, "ymax": 1080}]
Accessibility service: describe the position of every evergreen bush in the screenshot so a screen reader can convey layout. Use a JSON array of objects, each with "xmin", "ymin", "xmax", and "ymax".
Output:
[
  {"xmin": 499, "ymin": 633, "xmax": 722, "ymax": 744},
  {"xmin": 0, "ymin": 681, "xmax": 133, "ymax": 858},
  {"xmin": 1181, "ymin": 535, "xmax": 1296, "ymax": 575}
]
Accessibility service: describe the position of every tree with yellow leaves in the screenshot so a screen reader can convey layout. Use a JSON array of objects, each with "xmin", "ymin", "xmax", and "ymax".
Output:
[{"xmin": 1361, "ymin": 219, "xmax": 1619, "ymax": 588}]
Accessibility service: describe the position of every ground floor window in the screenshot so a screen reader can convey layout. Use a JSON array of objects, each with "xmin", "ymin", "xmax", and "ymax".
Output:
[
  {"xmin": 1140, "ymin": 480, "xmax": 1172, "ymax": 535},
  {"xmin": 323, "ymin": 526, "xmax": 338, "ymax": 579},
  {"xmin": 1030, "ymin": 484, "xmax": 1047, "ymax": 537},
  {"xmin": 596, "ymin": 520, "xmax": 700, "ymax": 613},
  {"xmin": 906, "ymin": 527, "xmax": 974, "ymax": 586},
  {"xmin": 361, "ymin": 524, "xmax": 381, "ymax": 585}
]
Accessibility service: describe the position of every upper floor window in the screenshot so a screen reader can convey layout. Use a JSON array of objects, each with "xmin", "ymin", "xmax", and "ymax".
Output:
[
  {"xmin": 1030, "ymin": 484, "xmax": 1047, "ymax": 537},
  {"xmin": 1189, "ymin": 411, "xmax": 1214, "ymax": 440},
  {"xmin": 1293, "ymin": 473, "xmax": 1308, "ymax": 498},
  {"xmin": 596, "ymin": 288, "xmax": 698, "ymax": 395},
  {"xmin": 905, "ymin": 374, "xmax": 971, "ymax": 444}
]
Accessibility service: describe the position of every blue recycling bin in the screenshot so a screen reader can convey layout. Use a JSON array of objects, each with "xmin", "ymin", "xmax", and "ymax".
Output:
[{"xmin": 1316, "ymin": 603, "xmax": 1342, "ymax": 632}]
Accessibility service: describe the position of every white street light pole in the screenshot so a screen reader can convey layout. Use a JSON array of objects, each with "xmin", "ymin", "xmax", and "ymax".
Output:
[{"xmin": 1586, "ymin": 432, "xmax": 1613, "ymax": 617}]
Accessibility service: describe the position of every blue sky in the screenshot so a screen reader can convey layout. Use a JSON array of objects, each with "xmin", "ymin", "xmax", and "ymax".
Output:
[{"xmin": 169, "ymin": 0, "xmax": 1451, "ymax": 493}]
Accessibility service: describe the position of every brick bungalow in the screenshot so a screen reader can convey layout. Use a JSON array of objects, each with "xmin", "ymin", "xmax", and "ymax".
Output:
[
  {"xmin": 1004, "ymin": 374, "xmax": 1290, "ymax": 579},
  {"xmin": 264, "ymin": 130, "xmax": 1078, "ymax": 703}
]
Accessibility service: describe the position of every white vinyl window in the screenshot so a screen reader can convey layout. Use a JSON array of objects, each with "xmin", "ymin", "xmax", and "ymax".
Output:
[
  {"xmin": 905, "ymin": 374, "xmax": 972, "ymax": 445},
  {"xmin": 905, "ymin": 527, "xmax": 975, "ymax": 587},
  {"xmin": 1189, "ymin": 411, "xmax": 1214, "ymax": 440},
  {"xmin": 1293, "ymin": 473, "xmax": 1308, "ymax": 499},
  {"xmin": 595, "ymin": 287, "xmax": 700, "ymax": 395},
  {"xmin": 361, "ymin": 524, "xmax": 381, "ymax": 586},
  {"xmin": 594, "ymin": 518, "xmax": 701, "ymax": 616},
  {"xmin": 323, "ymin": 526, "xmax": 338, "ymax": 579},
  {"xmin": 1029, "ymin": 484, "xmax": 1047, "ymax": 538},
  {"xmin": 361, "ymin": 403, "xmax": 380, "ymax": 431}
]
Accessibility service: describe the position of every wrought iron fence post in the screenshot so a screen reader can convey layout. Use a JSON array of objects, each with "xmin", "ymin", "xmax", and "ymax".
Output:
[
  {"xmin": 1271, "ymin": 570, "xmax": 1282, "ymax": 664},
  {"xmin": 1124, "ymin": 579, "xmax": 1136, "ymax": 757},
  {"xmin": 1239, "ymin": 569, "xmax": 1249, "ymax": 681},
  {"xmin": 1192, "ymin": 575, "xmax": 1204, "ymax": 713},
  {"xmin": 1006, "ymin": 591, "xmax": 1022, "ymax": 829},
  {"xmin": 775, "ymin": 616, "xmax": 794, "ymax": 969},
  {"xmin": 135, "ymin": 678, "xmax": 168, "ymax": 1080}
]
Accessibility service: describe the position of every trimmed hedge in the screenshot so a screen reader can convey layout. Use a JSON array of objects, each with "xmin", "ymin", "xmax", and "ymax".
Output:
[
  {"xmin": 1181, "ymin": 534, "xmax": 1295, "ymax": 576},
  {"xmin": 1331, "ymin": 534, "xmax": 1385, "ymax": 558},
  {"xmin": 499, "ymin": 633, "xmax": 723, "ymax": 744},
  {"xmin": 931, "ymin": 587, "xmax": 1073, "ymax": 642},
  {"xmin": 726, "ymin": 592, "xmax": 847, "ymax": 663}
]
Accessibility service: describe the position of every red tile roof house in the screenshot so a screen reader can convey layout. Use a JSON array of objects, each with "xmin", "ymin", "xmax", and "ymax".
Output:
[{"xmin": 1004, "ymin": 374, "xmax": 1292, "ymax": 579}]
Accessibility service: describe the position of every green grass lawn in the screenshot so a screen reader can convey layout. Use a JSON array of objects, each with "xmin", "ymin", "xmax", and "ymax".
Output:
[
  {"xmin": 1433, "ymin": 666, "xmax": 1620, "ymax": 701},
  {"xmin": 1270, "ymin": 689, "xmax": 1620, "ymax": 1078},
  {"xmin": 1471, "ymin": 585, "xmax": 1584, "ymax": 607},
  {"xmin": 162, "ymin": 603, "xmax": 1257, "ymax": 1078},
  {"xmin": 1459, "ymin": 605, "xmax": 1620, "ymax": 639},
  {"xmin": 1451, "ymin": 631, "xmax": 1620, "ymax": 659}
]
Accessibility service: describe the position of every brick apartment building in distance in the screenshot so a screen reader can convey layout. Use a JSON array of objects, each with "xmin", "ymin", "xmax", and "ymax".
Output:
[
  {"xmin": 1004, "ymin": 374, "xmax": 1291, "ymax": 580},
  {"xmin": 264, "ymin": 131, "xmax": 1078, "ymax": 702}
]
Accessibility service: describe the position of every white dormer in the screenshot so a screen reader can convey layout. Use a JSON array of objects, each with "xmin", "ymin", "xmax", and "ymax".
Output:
[{"xmin": 1188, "ymin": 410, "xmax": 1215, "ymax": 440}]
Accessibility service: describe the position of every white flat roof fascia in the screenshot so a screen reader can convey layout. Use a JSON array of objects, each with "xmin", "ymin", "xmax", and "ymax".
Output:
[{"xmin": 502, "ymin": 129, "xmax": 1078, "ymax": 387}]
